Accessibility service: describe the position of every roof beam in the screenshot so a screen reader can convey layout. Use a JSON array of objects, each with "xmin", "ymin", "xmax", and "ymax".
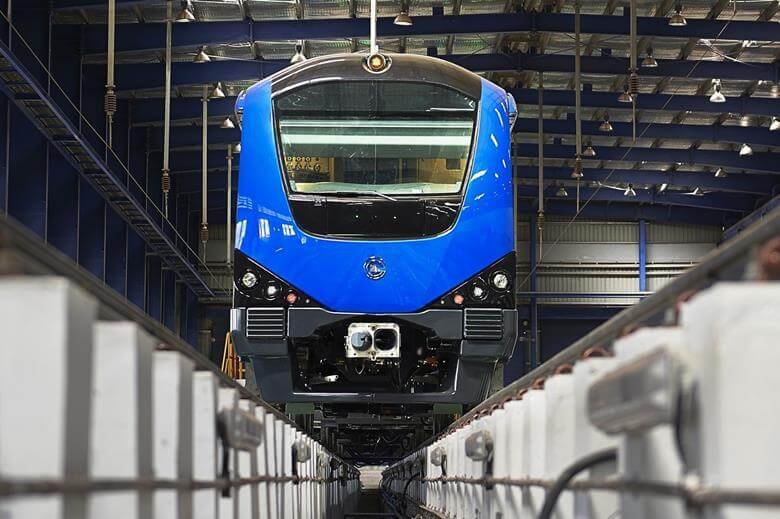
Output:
[
  {"xmin": 76, "ymin": 12, "xmax": 780, "ymax": 55},
  {"xmin": 513, "ymin": 143, "xmax": 780, "ymax": 174},
  {"xmin": 512, "ymin": 88, "xmax": 780, "ymax": 118},
  {"xmin": 527, "ymin": 200, "xmax": 738, "ymax": 226},
  {"xmin": 106, "ymin": 54, "xmax": 779, "ymax": 92},
  {"xmin": 515, "ymin": 118, "xmax": 780, "ymax": 147},
  {"xmin": 517, "ymin": 185, "xmax": 756, "ymax": 213},
  {"xmin": 129, "ymin": 88, "xmax": 780, "ymax": 125},
  {"xmin": 515, "ymin": 166, "xmax": 777, "ymax": 196}
]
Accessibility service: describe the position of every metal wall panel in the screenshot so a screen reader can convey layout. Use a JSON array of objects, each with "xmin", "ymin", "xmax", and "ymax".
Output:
[{"xmin": 647, "ymin": 223, "xmax": 722, "ymax": 243}]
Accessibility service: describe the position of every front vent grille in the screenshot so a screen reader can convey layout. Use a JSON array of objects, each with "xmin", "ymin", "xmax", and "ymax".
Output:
[
  {"xmin": 463, "ymin": 308, "xmax": 503, "ymax": 340},
  {"xmin": 246, "ymin": 308, "xmax": 286, "ymax": 340}
]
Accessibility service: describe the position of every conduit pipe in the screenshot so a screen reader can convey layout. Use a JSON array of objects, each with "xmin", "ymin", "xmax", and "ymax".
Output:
[
  {"xmin": 226, "ymin": 145, "xmax": 233, "ymax": 266},
  {"xmin": 630, "ymin": 0, "xmax": 638, "ymax": 141},
  {"xmin": 537, "ymin": 73, "xmax": 544, "ymax": 258},
  {"xmin": 201, "ymin": 85, "xmax": 209, "ymax": 256},
  {"xmin": 162, "ymin": 0, "xmax": 173, "ymax": 218},
  {"xmin": 105, "ymin": 0, "xmax": 117, "ymax": 148},
  {"xmin": 574, "ymin": 0, "xmax": 582, "ymax": 212},
  {"xmin": 162, "ymin": 0, "xmax": 173, "ymax": 217},
  {"xmin": 369, "ymin": 0, "xmax": 378, "ymax": 53}
]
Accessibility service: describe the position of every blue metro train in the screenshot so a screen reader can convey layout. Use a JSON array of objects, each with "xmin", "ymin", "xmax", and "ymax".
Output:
[{"xmin": 230, "ymin": 52, "xmax": 518, "ymax": 405}]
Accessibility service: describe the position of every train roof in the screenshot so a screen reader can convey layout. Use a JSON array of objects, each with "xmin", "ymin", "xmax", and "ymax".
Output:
[{"xmin": 263, "ymin": 52, "xmax": 484, "ymax": 100}]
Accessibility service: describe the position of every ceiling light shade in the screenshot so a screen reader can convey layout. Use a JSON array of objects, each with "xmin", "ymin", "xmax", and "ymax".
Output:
[
  {"xmin": 770, "ymin": 117, "xmax": 780, "ymax": 131},
  {"xmin": 642, "ymin": 48, "xmax": 658, "ymax": 68},
  {"xmin": 689, "ymin": 187, "xmax": 704, "ymax": 196},
  {"xmin": 618, "ymin": 89, "xmax": 633, "ymax": 103},
  {"xmin": 739, "ymin": 143, "xmax": 753, "ymax": 156},
  {"xmin": 624, "ymin": 184, "xmax": 637, "ymax": 197},
  {"xmin": 599, "ymin": 116, "xmax": 613, "ymax": 132},
  {"xmin": 714, "ymin": 167, "xmax": 727, "ymax": 178},
  {"xmin": 176, "ymin": 1, "xmax": 195, "ymax": 22},
  {"xmin": 709, "ymin": 80, "xmax": 725, "ymax": 103},
  {"xmin": 290, "ymin": 44, "xmax": 307, "ymax": 64},
  {"xmin": 556, "ymin": 185, "xmax": 569, "ymax": 197},
  {"xmin": 583, "ymin": 143, "xmax": 596, "ymax": 157},
  {"xmin": 209, "ymin": 82, "xmax": 226, "ymax": 99},
  {"xmin": 233, "ymin": 142, "xmax": 241, "ymax": 154},
  {"xmin": 220, "ymin": 117, "xmax": 235, "ymax": 129},
  {"xmin": 194, "ymin": 47, "xmax": 211, "ymax": 63},
  {"xmin": 393, "ymin": 10, "xmax": 413, "ymax": 26},
  {"xmin": 668, "ymin": 5, "xmax": 686, "ymax": 26},
  {"xmin": 658, "ymin": 183, "xmax": 668, "ymax": 193}
]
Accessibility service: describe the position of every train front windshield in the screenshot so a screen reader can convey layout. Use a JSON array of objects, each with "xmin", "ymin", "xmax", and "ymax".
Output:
[{"xmin": 274, "ymin": 81, "xmax": 477, "ymax": 196}]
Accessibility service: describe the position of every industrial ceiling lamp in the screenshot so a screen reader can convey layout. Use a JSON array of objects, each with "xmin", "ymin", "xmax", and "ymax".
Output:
[
  {"xmin": 290, "ymin": 43, "xmax": 307, "ymax": 64},
  {"xmin": 209, "ymin": 82, "xmax": 226, "ymax": 99},
  {"xmin": 642, "ymin": 48, "xmax": 658, "ymax": 68},
  {"xmin": 623, "ymin": 184, "xmax": 637, "ymax": 197},
  {"xmin": 709, "ymin": 79, "xmax": 726, "ymax": 103},
  {"xmin": 194, "ymin": 47, "xmax": 211, "ymax": 63},
  {"xmin": 220, "ymin": 116, "xmax": 235, "ymax": 129},
  {"xmin": 714, "ymin": 167, "xmax": 728, "ymax": 178},
  {"xmin": 599, "ymin": 113, "xmax": 613, "ymax": 132},
  {"xmin": 739, "ymin": 143, "xmax": 753, "ymax": 156},
  {"xmin": 668, "ymin": 3, "xmax": 686, "ymax": 27},
  {"xmin": 570, "ymin": 156, "xmax": 584, "ymax": 179},
  {"xmin": 556, "ymin": 184, "xmax": 568, "ymax": 197},
  {"xmin": 176, "ymin": 0, "xmax": 195, "ymax": 22},
  {"xmin": 689, "ymin": 187, "xmax": 704, "ymax": 196},
  {"xmin": 393, "ymin": 9, "xmax": 413, "ymax": 26},
  {"xmin": 770, "ymin": 117, "xmax": 780, "ymax": 131},
  {"xmin": 233, "ymin": 142, "xmax": 241, "ymax": 153},
  {"xmin": 618, "ymin": 85, "xmax": 633, "ymax": 103},
  {"xmin": 583, "ymin": 140, "xmax": 596, "ymax": 157}
]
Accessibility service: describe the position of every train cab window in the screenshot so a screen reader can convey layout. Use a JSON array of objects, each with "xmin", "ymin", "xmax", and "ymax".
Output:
[{"xmin": 274, "ymin": 81, "xmax": 477, "ymax": 197}]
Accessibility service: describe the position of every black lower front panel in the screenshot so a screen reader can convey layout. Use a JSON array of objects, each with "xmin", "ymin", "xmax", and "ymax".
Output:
[{"xmin": 231, "ymin": 307, "xmax": 517, "ymax": 404}]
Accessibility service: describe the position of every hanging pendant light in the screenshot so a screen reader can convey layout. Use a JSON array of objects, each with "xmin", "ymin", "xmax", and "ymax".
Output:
[
  {"xmin": 770, "ymin": 117, "xmax": 780, "ymax": 131},
  {"xmin": 739, "ymin": 143, "xmax": 753, "ymax": 156},
  {"xmin": 642, "ymin": 48, "xmax": 658, "ymax": 68},
  {"xmin": 714, "ymin": 167, "xmax": 728, "ymax": 178},
  {"xmin": 220, "ymin": 117, "xmax": 235, "ymax": 129},
  {"xmin": 233, "ymin": 142, "xmax": 241, "ymax": 154},
  {"xmin": 556, "ymin": 184, "xmax": 569, "ymax": 197},
  {"xmin": 709, "ymin": 79, "xmax": 726, "ymax": 103},
  {"xmin": 209, "ymin": 82, "xmax": 226, "ymax": 99},
  {"xmin": 668, "ymin": 4, "xmax": 686, "ymax": 26},
  {"xmin": 623, "ymin": 184, "xmax": 637, "ymax": 197},
  {"xmin": 290, "ymin": 43, "xmax": 307, "ymax": 64},
  {"xmin": 583, "ymin": 141, "xmax": 596, "ymax": 157},
  {"xmin": 194, "ymin": 47, "xmax": 211, "ymax": 63},
  {"xmin": 618, "ymin": 85, "xmax": 633, "ymax": 103},
  {"xmin": 599, "ymin": 113, "xmax": 613, "ymax": 132},
  {"xmin": 176, "ymin": 0, "xmax": 195, "ymax": 22},
  {"xmin": 393, "ymin": 9, "xmax": 413, "ymax": 26}
]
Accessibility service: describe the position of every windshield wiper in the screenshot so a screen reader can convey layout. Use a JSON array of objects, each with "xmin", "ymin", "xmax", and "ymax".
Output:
[{"xmin": 322, "ymin": 191, "xmax": 398, "ymax": 202}]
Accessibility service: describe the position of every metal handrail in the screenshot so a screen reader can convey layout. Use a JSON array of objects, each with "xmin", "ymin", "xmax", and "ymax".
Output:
[
  {"xmin": 441, "ymin": 203, "xmax": 780, "ymax": 441},
  {"xmin": 0, "ymin": 9, "xmax": 219, "ymax": 290}
]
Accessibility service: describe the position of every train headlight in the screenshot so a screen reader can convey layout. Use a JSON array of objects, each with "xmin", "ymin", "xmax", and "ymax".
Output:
[
  {"xmin": 265, "ymin": 282, "xmax": 280, "ymax": 299},
  {"xmin": 364, "ymin": 53, "xmax": 391, "ymax": 74},
  {"xmin": 491, "ymin": 271, "xmax": 510, "ymax": 291},
  {"xmin": 471, "ymin": 280, "xmax": 488, "ymax": 300},
  {"xmin": 241, "ymin": 271, "xmax": 258, "ymax": 289}
]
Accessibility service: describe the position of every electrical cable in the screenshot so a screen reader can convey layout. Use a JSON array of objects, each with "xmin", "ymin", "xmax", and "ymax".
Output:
[{"xmin": 538, "ymin": 448, "xmax": 617, "ymax": 519}]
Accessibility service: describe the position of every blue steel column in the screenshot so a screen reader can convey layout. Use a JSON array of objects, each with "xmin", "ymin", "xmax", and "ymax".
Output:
[
  {"xmin": 529, "ymin": 210, "xmax": 539, "ymax": 370},
  {"xmin": 638, "ymin": 219, "xmax": 647, "ymax": 292}
]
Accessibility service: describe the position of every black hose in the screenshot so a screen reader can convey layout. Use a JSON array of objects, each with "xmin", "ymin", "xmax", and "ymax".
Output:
[
  {"xmin": 538, "ymin": 448, "xmax": 617, "ymax": 519},
  {"xmin": 400, "ymin": 472, "xmax": 421, "ymax": 514}
]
